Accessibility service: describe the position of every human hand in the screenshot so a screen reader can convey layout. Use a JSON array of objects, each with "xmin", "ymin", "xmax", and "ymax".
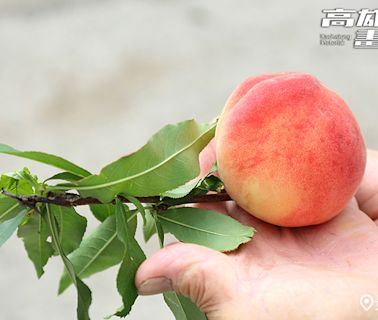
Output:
[{"xmin": 135, "ymin": 150, "xmax": 378, "ymax": 320}]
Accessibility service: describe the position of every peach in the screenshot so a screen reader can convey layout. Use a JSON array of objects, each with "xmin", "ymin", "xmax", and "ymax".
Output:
[{"xmin": 215, "ymin": 73, "xmax": 366, "ymax": 227}]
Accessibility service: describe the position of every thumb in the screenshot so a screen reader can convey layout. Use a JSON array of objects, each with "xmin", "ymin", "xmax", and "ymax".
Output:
[
  {"xmin": 356, "ymin": 149, "xmax": 378, "ymax": 223},
  {"xmin": 135, "ymin": 242, "xmax": 243, "ymax": 317}
]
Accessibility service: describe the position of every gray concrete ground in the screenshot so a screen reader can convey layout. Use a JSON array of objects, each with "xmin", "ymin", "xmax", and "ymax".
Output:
[{"xmin": 0, "ymin": 0, "xmax": 378, "ymax": 319}]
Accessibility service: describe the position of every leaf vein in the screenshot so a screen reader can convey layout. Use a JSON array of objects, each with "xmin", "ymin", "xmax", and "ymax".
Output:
[{"xmin": 72, "ymin": 124, "xmax": 215, "ymax": 191}]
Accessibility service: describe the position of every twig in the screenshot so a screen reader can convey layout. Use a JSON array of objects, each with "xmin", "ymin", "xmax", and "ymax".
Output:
[{"xmin": 1, "ymin": 190, "xmax": 232, "ymax": 208}]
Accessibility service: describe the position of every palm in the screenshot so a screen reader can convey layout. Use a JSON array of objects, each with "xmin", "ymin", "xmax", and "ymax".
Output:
[
  {"xmin": 228, "ymin": 197, "xmax": 378, "ymax": 274},
  {"xmin": 199, "ymin": 199, "xmax": 378, "ymax": 319},
  {"xmin": 137, "ymin": 150, "xmax": 378, "ymax": 319}
]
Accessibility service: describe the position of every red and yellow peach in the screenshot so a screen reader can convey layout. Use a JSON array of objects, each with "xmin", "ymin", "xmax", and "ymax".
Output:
[{"xmin": 214, "ymin": 73, "xmax": 366, "ymax": 227}]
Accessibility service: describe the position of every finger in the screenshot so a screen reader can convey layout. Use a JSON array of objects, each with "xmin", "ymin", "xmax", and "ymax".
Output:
[
  {"xmin": 135, "ymin": 242, "xmax": 241, "ymax": 316},
  {"xmin": 356, "ymin": 149, "xmax": 378, "ymax": 220},
  {"xmin": 192, "ymin": 201, "xmax": 229, "ymax": 214},
  {"xmin": 225, "ymin": 201, "xmax": 282, "ymax": 236},
  {"xmin": 195, "ymin": 201, "xmax": 282, "ymax": 244},
  {"xmin": 198, "ymin": 138, "xmax": 217, "ymax": 178},
  {"xmin": 325, "ymin": 197, "xmax": 378, "ymax": 232}
]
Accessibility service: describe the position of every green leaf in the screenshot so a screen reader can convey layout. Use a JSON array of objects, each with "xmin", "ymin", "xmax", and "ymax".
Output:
[
  {"xmin": 1, "ymin": 170, "xmax": 35, "ymax": 195},
  {"xmin": 163, "ymin": 292, "xmax": 207, "ymax": 320},
  {"xmin": 143, "ymin": 209, "xmax": 157, "ymax": 242},
  {"xmin": 0, "ymin": 208, "xmax": 28, "ymax": 248},
  {"xmin": 127, "ymin": 209, "xmax": 138, "ymax": 238},
  {"xmin": 89, "ymin": 204, "xmax": 137, "ymax": 238},
  {"xmin": 50, "ymin": 205, "xmax": 87, "ymax": 255},
  {"xmin": 155, "ymin": 216, "xmax": 165, "ymax": 248},
  {"xmin": 0, "ymin": 143, "xmax": 91, "ymax": 178},
  {"xmin": 75, "ymin": 279, "xmax": 93, "ymax": 320},
  {"xmin": 89, "ymin": 204, "xmax": 115, "ymax": 222},
  {"xmin": 58, "ymin": 208, "xmax": 138, "ymax": 294},
  {"xmin": 161, "ymin": 181, "xmax": 198, "ymax": 199},
  {"xmin": 0, "ymin": 195, "xmax": 25, "ymax": 223},
  {"xmin": 115, "ymin": 201, "xmax": 130, "ymax": 245},
  {"xmin": 58, "ymin": 214, "xmax": 123, "ymax": 294},
  {"xmin": 199, "ymin": 175, "xmax": 224, "ymax": 193},
  {"xmin": 141, "ymin": 209, "xmax": 172, "ymax": 244},
  {"xmin": 2, "ymin": 167, "xmax": 41, "ymax": 193},
  {"xmin": 209, "ymin": 160, "xmax": 217, "ymax": 173},
  {"xmin": 160, "ymin": 173, "xmax": 222, "ymax": 200},
  {"xmin": 158, "ymin": 207, "xmax": 255, "ymax": 251},
  {"xmin": 44, "ymin": 172, "xmax": 83, "ymax": 183},
  {"xmin": 46, "ymin": 205, "xmax": 92, "ymax": 320},
  {"xmin": 113, "ymin": 200, "xmax": 146, "ymax": 317},
  {"xmin": 158, "ymin": 218, "xmax": 203, "ymax": 320},
  {"xmin": 17, "ymin": 211, "xmax": 54, "ymax": 278},
  {"xmin": 122, "ymin": 194, "xmax": 146, "ymax": 225},
  {"xmin": 68, "ymin": 120, "xmax": 215, "ymax": 203},
  {"xmin": 153, "ymin": 209, "xmax": 166, "ymax": 251}
]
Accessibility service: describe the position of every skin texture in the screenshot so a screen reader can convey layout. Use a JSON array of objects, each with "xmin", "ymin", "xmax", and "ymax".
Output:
[
  {"xmin": 136, "ymin": 149, "xmax": 378, "ymax": 319},
  {"xmin": 216, "ymin": 73, "xmax": 366, "ymax": 227},
  {"xmin": 198, "ymin": 138, "xmax": 217, "ymax": 178}
]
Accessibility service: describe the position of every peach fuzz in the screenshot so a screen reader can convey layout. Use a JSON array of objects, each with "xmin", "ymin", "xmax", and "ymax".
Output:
[
  {"xmin": 215, "ymin": 73, "xmax": 366, "ymax": 227},
  {"xmin": 199, "ymin": 74, "xmax": 290, "ymax": 177}
]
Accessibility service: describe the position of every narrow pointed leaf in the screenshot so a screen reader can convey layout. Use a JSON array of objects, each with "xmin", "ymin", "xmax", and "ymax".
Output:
[
  {"xmin": 155, "ymin": 217, "xmax": 165, "ymax": 248},
  {"xmin": 46, "ymin": 205, "xmax": 92, "ymax": 320},
  {"xmin": 0, "ymin": 143, "xmax": 91, "ymax": 178},
  {"xmin": 161, "ymin": 181, "xmax": 198, "ymax": 199},
  {"xmin": 89, "ymin": 203, "xmax": 138, "ymax": 230},
  {"xmin": 115, "ymin": 201, "xmax": 130, "ymax": 244},
  {"xmin": 158, "ymin": 207, "xmax": 255, "ymax": 251},
  {"xmin": 0, "ymin": 196, "xmax": 25, "ymax": 223},
  {"xmin": 114, "ymin": 200, "xmax": 146, "ymax": 317},
  {"xmin": 50, "ymin": 205, "xmax": 87, "ymax": 255},
  {"xmin": 143, "ymin": 209, "xmax": 156, "ymax": 242},
  {"xmin": 161, "ymin": 171, "xmax": 221, "ymax": 199},
  {"xmin": 164, "ymin": 292, "xmax": 207, "ymax": 320},
  {"xmin": 58, "ymin": 215, "xmax": 123, "ymax": 294},
  {"xmin": 122, "ymin": 194, "xmax": 146, "ymax": 225},
  {"xmin": 1, "ymin": 173, "xmax": 34, "ymax": 195},
  {"xmin": 44, "ymin": 172, "xmax": 83, "ymax": 183},
  {"xmin": 0, "ymin": 208, "xmax": 28, "ymax": 247},
  {"xmin": 76, "ymin": 278, "xmax": 93, "ymax": 320},
  {"xmin": 89, "ymin": 204, "xmax": 115, "ymax": 222},
  {"xmin": 2, "ymin": 167, "xmax": 40, "ymax": 193},
  {"xmin": 17, "ymin": 211, "xmax": 54, "ymax": 277},
  {"xmin": 68, "ymin": 120, "xmax": 215, "ymax": 203}
]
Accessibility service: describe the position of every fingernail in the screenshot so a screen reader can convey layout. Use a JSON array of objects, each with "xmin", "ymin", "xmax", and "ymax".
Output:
[{"xmin": 138, "ymin": 277, "xmax": 172, "ymax": 295}]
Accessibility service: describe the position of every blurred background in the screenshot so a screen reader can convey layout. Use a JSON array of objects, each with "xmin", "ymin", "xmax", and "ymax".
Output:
[{"xmin": 0, "ymin": 0, "xmax": 377, "ymax": 319}]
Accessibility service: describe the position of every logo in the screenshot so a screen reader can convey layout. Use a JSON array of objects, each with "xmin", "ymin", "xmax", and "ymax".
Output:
[
  {"xmin": 360, "ymin": 294, "xmax": 375, "ymax": 312},
  {"xmin": 320, "ymin": 8, "xmax": 378, "ymax": 49}
]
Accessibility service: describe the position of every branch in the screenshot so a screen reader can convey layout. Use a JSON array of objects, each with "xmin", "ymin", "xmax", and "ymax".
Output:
[{"xmin": 1, "ymin": 190, "xmax": 232, "ymax": 208}]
